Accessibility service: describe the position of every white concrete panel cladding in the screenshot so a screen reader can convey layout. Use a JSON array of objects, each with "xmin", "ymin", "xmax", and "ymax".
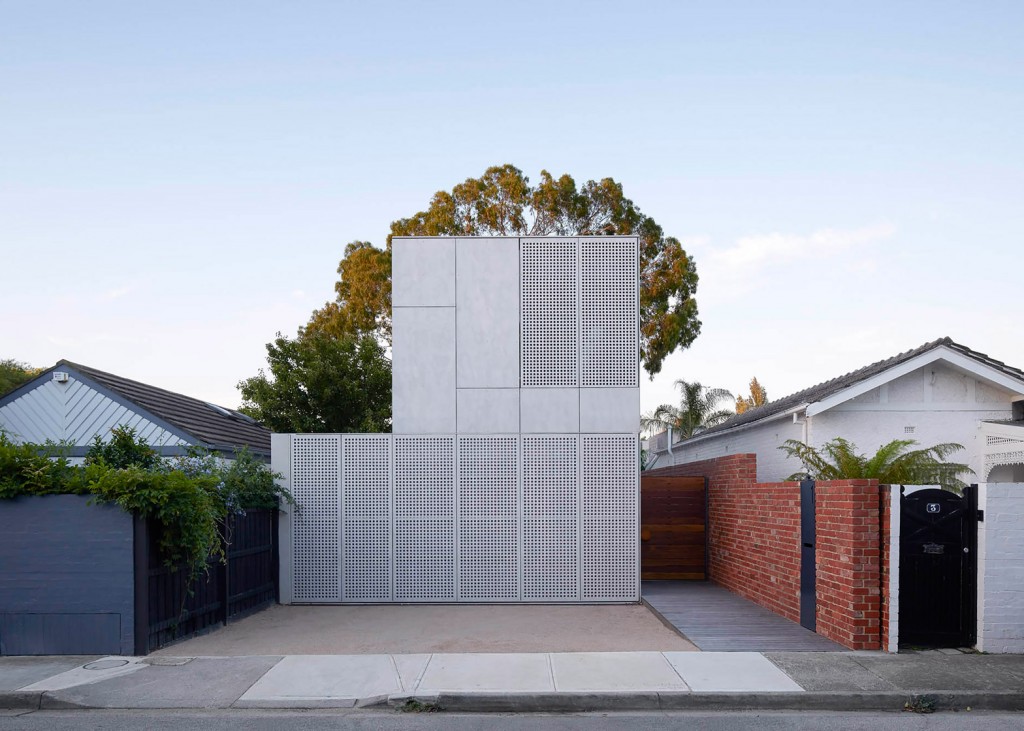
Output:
[
  {"xmin": 580, "ymin": 388, "xmax": 640, "ymax": 433},
  {"xmin": 392, "ymin": 307, "xmax": 456, "ymax": 433},
  {"xmin": 457, "ymin": 389, "xmax": 519, "ymax": 434},
  {"xmin": 520, "ymin": 388, "xmax": 579, "ymax": 433},
  {"xmin": 456, "ymin": 237, "xmax": 520, "ymax": 388},
  {"xmin": 391, "ymin": 238, "xmax": 456, "ymax": 307}
]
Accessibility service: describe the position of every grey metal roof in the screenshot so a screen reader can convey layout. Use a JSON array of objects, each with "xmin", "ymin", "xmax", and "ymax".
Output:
[
  {"xmin": 57, "ymin": 360, "xmax": 271, "ymax": 456},
  {"xmin": 692, "ymin": 337, "xmax": 1024, "ymax": 440}
]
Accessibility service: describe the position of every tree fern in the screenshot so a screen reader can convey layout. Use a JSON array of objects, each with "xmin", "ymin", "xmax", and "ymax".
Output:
[{"xmin": 779, "ymin": 437, "xmax": 971, "ymax": 491}]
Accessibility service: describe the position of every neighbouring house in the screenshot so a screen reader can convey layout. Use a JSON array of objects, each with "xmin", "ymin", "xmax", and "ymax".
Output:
[
  {"xmin": 0, "ymin": 360, "xmax": 270, "ymax": 461},
  {"xmin": 645, "ymin": 337, "xmax": 1024, "ymax": 483}
]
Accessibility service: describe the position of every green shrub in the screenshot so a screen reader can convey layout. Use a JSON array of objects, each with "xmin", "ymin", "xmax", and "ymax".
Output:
[{"xmin": 0, "ymin": 430, "xmax": 290, "ymax": 585}]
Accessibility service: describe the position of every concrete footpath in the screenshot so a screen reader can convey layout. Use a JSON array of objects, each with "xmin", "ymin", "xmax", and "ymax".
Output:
[{"xmin": 2, "ymin": 651, "xmax": 1024, "ymax": 713}]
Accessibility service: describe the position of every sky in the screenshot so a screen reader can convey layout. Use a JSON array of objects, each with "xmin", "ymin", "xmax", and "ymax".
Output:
[{"xmin": 2, "ymin": 2, "xmax": 1022, "ymax": 418}]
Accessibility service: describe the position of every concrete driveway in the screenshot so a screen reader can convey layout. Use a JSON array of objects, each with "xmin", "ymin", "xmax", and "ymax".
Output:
[{"xmin": 153, "ymin": 603, "xmax": 697, "ymax": 656}]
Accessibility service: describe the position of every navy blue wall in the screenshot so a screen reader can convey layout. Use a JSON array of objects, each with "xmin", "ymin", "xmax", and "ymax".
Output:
[{"xmin": 0, "ymin": 495, "xmax": 134, "ymax": 655}]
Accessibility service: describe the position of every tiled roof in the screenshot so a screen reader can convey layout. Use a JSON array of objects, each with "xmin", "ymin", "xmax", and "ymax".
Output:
[
  {"xmin": 689, "ymin": 337, "xmax": 1024, "ymax": 440},
  {"xmin": 60, "ymin": 360, "xmax": 270, "ymax": 456}
]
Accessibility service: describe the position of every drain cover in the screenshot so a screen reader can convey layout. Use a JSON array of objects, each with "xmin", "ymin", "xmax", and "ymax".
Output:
[{"xmin": 83, "ymin": 659, "xmax": 130, "ymax": 670}]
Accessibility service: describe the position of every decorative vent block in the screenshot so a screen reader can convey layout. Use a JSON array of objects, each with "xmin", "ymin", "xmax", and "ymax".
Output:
[
  {"xmin": 522, "ymin": 239, "xmax": 578, "ymax": 387},
  {"xmin": 341, "ymin": 435, "xmax": 391, "ymax": 602},
  {"xmin": 580, "ymin": 435, "xmax": 638, "ymax": 600},
  {"xmin": 581, "ymin": 239, "xmax": 638, "ymax": 387},
  {"xmin": 394, "ymin": 436, "xmax": 455, "ymax": 600},
  {"xmin": 522, "ymin": 436, "xmax": 578, "ymax": 600},
  {"xmin": 291, "ymin": 435, "xmax": 341, "ymax": 602},
  {"xmin": 458, "ymin": 436, "xmax": 519, "ymax": 600}
]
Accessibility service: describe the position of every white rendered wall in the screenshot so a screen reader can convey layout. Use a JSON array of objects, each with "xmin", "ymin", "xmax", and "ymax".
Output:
[
  {"xmin": 659, "ymin": 417, "xmax": 804, "ymax": 482},
  {"xmin": 977, "ymin": 483, "xmax": 1024, "ymax": 653}
]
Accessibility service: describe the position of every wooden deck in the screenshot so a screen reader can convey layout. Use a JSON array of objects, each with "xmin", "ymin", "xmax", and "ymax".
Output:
[{"xmin": 642, "ymin": 581, "xmax": 845, "ymax": 652}]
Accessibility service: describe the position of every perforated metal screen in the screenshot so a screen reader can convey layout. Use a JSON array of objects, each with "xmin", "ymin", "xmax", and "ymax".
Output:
[
  {"xmin": 290, "ymin": 435, "xmax": 340, "ymax": 603},
  {"xmin": 522, "ymin": 435, "xmax": 579, "ymax": 600},
  {"xmin": 394, "ymin": 436, "xmax": 456, "ymax": 601},
  {"xmin": 341, "ymin": 435, "xmax": 391, "ymax": 602},
  {"xmin": 458, "ymin": 436, "xmax": 519, "ymax": 601},
  {"xmin": 522, "ymin": 239, "xmax": 578, "ymax": 387},
  {"xmin": 581, "ymin": 435, "xmax": 638, "ymax": 600},
  {"xmin": 581, "ymin": 239, "xmax": 639, "ymax": 387}
]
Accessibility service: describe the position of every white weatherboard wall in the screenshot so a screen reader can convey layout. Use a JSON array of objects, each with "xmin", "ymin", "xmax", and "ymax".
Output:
[
  {"xmin": 0, "ymin": 374, "xmax": 186, "ymax": 451},
  {"xmin": 977, "ymin": 483, "xmax": 1024, "ymax": 653},
  {"xmin": 277, "ymin": 236, "xmax": 640, "ymax": 603}
]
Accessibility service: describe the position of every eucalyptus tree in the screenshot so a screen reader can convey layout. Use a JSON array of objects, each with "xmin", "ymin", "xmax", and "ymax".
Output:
[{"xmin": 305, "ymin": 164, "xmax": 701, "ymax": 377}]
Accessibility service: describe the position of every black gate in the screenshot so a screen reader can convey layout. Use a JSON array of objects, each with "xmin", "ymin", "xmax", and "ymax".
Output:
[{"xmin": 899, "ymin": 486, "xmax": 978, "ymax": 648}]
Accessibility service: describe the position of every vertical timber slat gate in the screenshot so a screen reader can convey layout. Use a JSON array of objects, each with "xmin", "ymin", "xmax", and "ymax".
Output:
[{"xmin": 135, "ymin": 509, "xmax": 278, "ymax": 654}]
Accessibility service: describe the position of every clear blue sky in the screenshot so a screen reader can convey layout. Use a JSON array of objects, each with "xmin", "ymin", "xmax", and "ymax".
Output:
[{"xmin": 2, "ymin": 2, "xmax": 1022, "ymax": 416}]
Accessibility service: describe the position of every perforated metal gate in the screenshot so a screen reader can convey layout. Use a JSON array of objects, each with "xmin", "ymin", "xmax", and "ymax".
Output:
[{"xmin": 283, "ymin": 432, "xmax": 638, "ymax": 603}]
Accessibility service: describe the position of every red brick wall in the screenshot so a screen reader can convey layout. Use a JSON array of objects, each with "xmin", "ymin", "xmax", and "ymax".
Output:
[
  {"xmin": 814, "ymin": 480, "xmax": 882, "ymax": 649},
  {"xmin": 645, "ymin": 457, "xmax": 886, "ymax": 651},
  {"xmin": 644, "ymin": 455, "xmax": 802, "ymax": 624}
]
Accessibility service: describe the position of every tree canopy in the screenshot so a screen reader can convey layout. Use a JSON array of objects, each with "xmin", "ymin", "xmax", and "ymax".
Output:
[
  {"xmin": 641, "ymin": 380, "xmax": 734, "ymax": 440},
  {"xmin": 306, "ymin": 164, "xmax": 701, "ymax": 376},
  {"xmin": 0, "ymin": 359, "xmax": 41, "ymax": 397},
  {"xmin": 238, "ymin": 330, "xmax": 391, "ymax": 434},
  {"xmin": 778, "ymin": 437, "xmax": 970, "ymax": 491},
  {"xmin": 735, "ymin": 377, "xmax": 768, "ymax": 414}
]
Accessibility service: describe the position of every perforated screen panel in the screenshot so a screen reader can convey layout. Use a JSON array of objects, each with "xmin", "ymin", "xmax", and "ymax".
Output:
[
  {"xmin": 458, "ymin": 436, "xmax": 519, "ymax": 601},
  {"xmin": 341, "ymin": 435, "xmax": 391, "ymax": 602},
  {"xmin": 522, "ymin": 239, "xmax": 578, "ymax": 387},
  {"xmin": 394, "ymin": 436, "xmax": 456, "ymax": 601},
  {"xmin": 522, "ymin": 436, "xmax": 579, "ymax": 600},
  {"xmin": 581, "ymin": 239, "xmax": 638, "ymax": 387},
  {"xmin": 291, "ymin": 435, "xmax": 341, "ymax": 602},
  {"xmin": 580, "ymin": 435, "xmax": 638, "ymax": 600}
]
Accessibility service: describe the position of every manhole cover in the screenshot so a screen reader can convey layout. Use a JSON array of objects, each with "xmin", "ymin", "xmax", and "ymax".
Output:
[{"xmin": 83, "ymin": 659, "xmax": 130, "ymax": 670}]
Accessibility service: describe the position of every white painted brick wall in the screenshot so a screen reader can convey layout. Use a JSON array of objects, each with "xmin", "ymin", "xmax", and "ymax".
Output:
[
  {"xmin": 977, "ymin": 483, "xmax": 1024, "ymax": 653},
  {"xmin": 655, "ymin": 417, "xmax": 804, "ymax": 482}
]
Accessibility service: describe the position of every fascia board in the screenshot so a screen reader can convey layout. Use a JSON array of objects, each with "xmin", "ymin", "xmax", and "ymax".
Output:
[
  {"xmin": 673, "ymin": 403, "xmax": 808, "ymax": 448},
  {"xmin": 805, "ymin": 346, "xmax": 1024, "ymax": 417}
]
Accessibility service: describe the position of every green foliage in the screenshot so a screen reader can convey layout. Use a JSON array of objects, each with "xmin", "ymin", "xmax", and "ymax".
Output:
[
  {"xmin": 0, "ymin": 358, "xmax": 41, "ymax": 397},
  {"xmin": 85, "ymin": 425, "xmax": 161, "ymax": 470},
  {"xmin": 88, "ymin": 464, "xmax": 223, "ymax": 575},
  {"xmin": 308, "ymin": 164, "xmax": 701, "ymax": 376},
  {"xmin": 0, "ymin": 435, "xmax": 82, "ymax": 498},
  {"xmin": 0, "ymin": 430, "xmax": 289, "ymax": 585},
  {"xmin": 238, "ymin": 329, "xmax": 392, "ymax": 434},
  {"xmin": 641, "ymin": 380, "xmax": 734, "ymax": 440},
  {"xmin": 778, "ymin": 437, "xmax": 971, "ymax": 491}
]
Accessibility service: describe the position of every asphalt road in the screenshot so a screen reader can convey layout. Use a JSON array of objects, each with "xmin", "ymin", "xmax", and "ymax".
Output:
[{"xmin": 2, "ymin": 709, "xmax": 1022, "ymax": 731}]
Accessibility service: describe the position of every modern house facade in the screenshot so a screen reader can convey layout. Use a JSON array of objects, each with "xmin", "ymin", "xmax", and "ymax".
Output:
[
  {"xmin": 645, "ymin": 338, "xmax": 1024, "ymax": 484},
  {"xmin": 274, "ymin": 236, "xmax": 641, "ymax": 603}
]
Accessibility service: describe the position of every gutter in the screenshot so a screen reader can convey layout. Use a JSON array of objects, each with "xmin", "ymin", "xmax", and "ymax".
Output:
[{"xmin": 668, "ymin": 403, "xmax": 810, "ymax": 450}]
